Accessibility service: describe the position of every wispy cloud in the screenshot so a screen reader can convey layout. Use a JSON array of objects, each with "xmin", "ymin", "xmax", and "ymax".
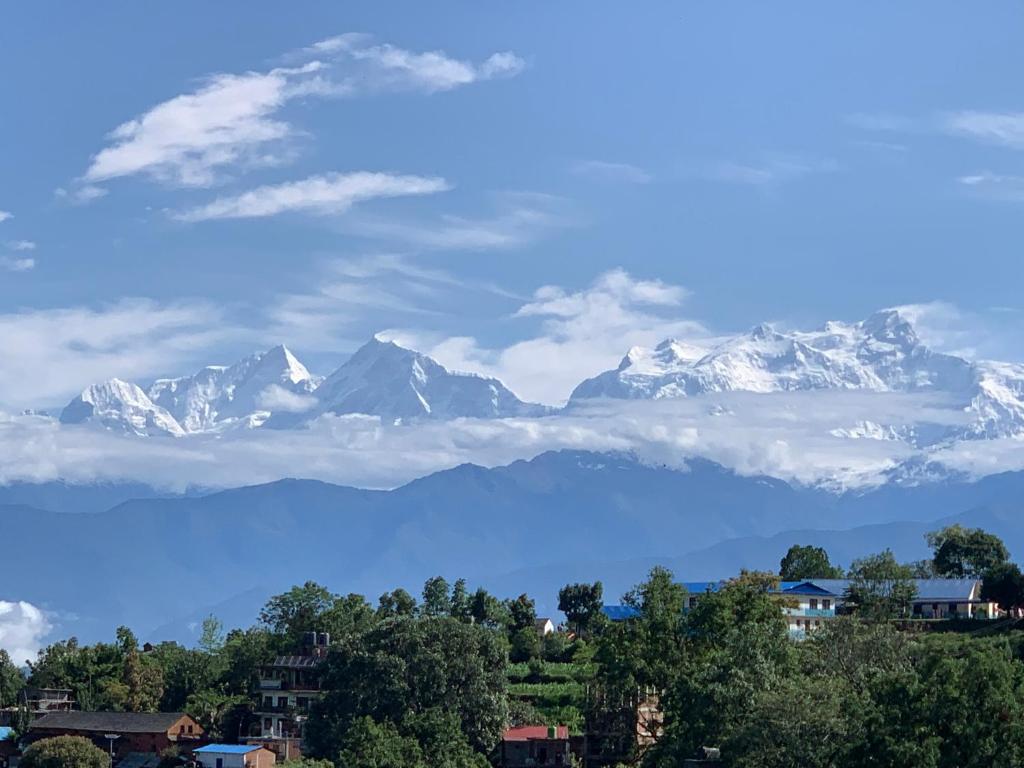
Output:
[
  {"xmin": 944, "ymin": 111, "xmax": 1024, "ymax": 149},
  {"xmin": 344, "ymin": 191, "xmax": 575, "ymax": 251},
  {"xmin": 0, "ymin": 257, "xmax": 34, "ymax": 273},
  {"xmin": 78, "ymin": 35, "xmax": 524, "ymax": 193},
  {"xmin": 307, "ymin": 33, "xmax": 525, "ymax": 93},
  {"xmin": 268, "ymin": 254, "xmax": 518, "ymax": 349},
  {"xmin": 175, "ymin": 172, "xmax": 450, "ymax": 222},
  {"xmin": 0, "ymin": 211, "xmax": 11, "ymax": 223},
  {"xmin": 7, "ymin": 240, "xmax": 36, "ymax": 251},
  {"xmin": 571, "ymin": 160, "xmax": 652, "ymax": 185},
  {"xmin": 709, "ymin": 155, "xmax": 839, "ymax": 187},
  {"xmin": 55, "ymin": 184, "xmax": 109, "ymax": 205},
  {"xmin": 957, "ymin": 170, "xmax": 1024, "ymax": 202},
  {"xmin": 0, "ymin": 299, "xmax": 242, "ymax": 408}
]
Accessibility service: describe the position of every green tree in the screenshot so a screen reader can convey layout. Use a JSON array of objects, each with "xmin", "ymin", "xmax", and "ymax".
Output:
[
  {"xmin": 469, "ymin": 588, "xmax": 508, "ymax": 629},
  {"xmin": 0, "ymin": 649, "xmax": 25, "ymax": 708},
  {"xmin": 336, "ymin": 717, "xmax": 425, "ymax": 768},
  {"xmin": 450, "ymin": 579, "xmax": 472, "ymax": 622},
  {"xmin": 377, "ymin": 589, "xmax": 418, "ymax": 619},
  {"xmin": 845, "ymin": 549, "xmax": 917, "ymax": 619},
  {"xmin": 421, "ymin": 577, "xmax": 452, "ymax": 617},
  {"xmin": 506, "ymin": 594, "xmax": 537, "ymax": 632},
  {"xmin": 198, "ymin": 616, "xmax": 225, "ymax": 654},
  {"xmin": 926, "ymin": 525, "xmax": 1009, "ymax": 578},
  {"xmin": 305, "ymin": 616, "xmax": 507, "ymax": 760},
  {"xmin": 778, "ymin": 544, "xmax": 844, "ymax": 580},
  {"xmin": 982, "ymin": 562, "xmax": 1024, "ymax": 613},
  {"xmin": 119, "ymin": 631, "xmax": 164, "ymax": 712},
  {"xmin": 723, "ymin": 675, "xmax": 863, "ymax": 768},
  {"xmin": 651, "ymin": 573, "xmax": 795, "ymax": 765},
  {"xmin": 20, "ymin": 736, "xmax": 108, "ymax": 768},
  {"xmin": 558, "ymin": 582, "xmax": 604, "ymax": 637},
  {"xmin": 260, "ymin": 581, "xmax": 336, "ymax": 644}
]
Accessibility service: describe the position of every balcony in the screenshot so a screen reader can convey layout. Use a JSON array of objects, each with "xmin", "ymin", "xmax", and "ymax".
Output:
[{"xmin": 783, "ymin": 607, "xmax": 835, "ymax": 618}]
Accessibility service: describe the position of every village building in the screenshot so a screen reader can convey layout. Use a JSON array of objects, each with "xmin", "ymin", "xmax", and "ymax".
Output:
[
  {"xmin": 501, "ymin": 725, "xmax": 571, "ymax": 768},
  {"xmin": 246, "ymin": 631, "xmax": 330, "ymax": 761},
  {"xmin": 194, "ymin": 744, "xmax": 276, "ymax": 768},
  {"xmin": 535, "ymin": 617, "xmax": 556, "ymax": 635},
  {"xmin": 26, "ymin": 711, "xmax": 203, "ymax": 761}
]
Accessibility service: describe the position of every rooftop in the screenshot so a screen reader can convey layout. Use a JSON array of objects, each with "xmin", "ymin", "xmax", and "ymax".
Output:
[
  {"xmin": 503, "ymin": 726, "xmax": 570, "ymax": 741},
  {"xmin": 31, "ymin": 711, "xmax": 193, "ymax": 734},
  {"xmin": 194, "ymin": 745, "xmax": 263, "ymax": 754}
]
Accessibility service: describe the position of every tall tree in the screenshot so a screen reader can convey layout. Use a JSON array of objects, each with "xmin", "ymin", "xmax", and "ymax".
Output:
[
  {"xmin": 377, "ymin": 589, "xmax": 418, "ymax": 619},
  {"xmin": 778, "ymin": 544, "xmax": 844, "ymax": 580},
  {"xmin": 926, "ymin": 525, "xmax": 1009, "ymax": 578},
  {"xmin": 558, "ymin": 582, "xmax": 604, "ymax": 637},
  {"xmin": 0, "ymin": 650, "xmax": 25, "ymax": 708},
  {"xmin": 260, "ymin": 582, "xmax": 337, "ymax": 644},
  {"xmin": 982, "ymin": 562, "xmax": 1024, "ymax": 613},
  {"xmin": 421, "ymin": 577, "xmax": 452, "ymax": 617},
  {"xmin": 845, "ymin": 550, "xmax": 917, "ymax": 619}
]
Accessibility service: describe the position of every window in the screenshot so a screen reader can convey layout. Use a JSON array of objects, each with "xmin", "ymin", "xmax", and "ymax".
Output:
[
  {"xmin": 216, "ymin": 759, "xmax": 223, "ymax": 768},
  {"xmin": 187, "ymin": 725, "xmax": 193, "ymax": 734},
  {"xmin": 263, "ymin": 696, "xmax": 272, "ymax": 707},
  {"xmin": 179, "ymin": 725, "xmax": 185, "ymax": 734},
  {"xmin": 810, "ymin": 598, "xmax": 818, "ymax": 610},
  {"xmin": 263, "ymin": 718, "xmax": 272, "ymax": 731},
  {"xmin": 277, "ymin": 696, "xmax": 287, "ymax": 708},
  {"xmin": 823, "ymin": 599, "xmax": 831, "ymax": 610}
]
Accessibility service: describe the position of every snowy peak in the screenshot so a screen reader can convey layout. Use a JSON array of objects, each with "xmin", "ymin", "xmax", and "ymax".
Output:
[
  {"xmin": 60, "ymin": 379, "xmax": 185, "ymax": 437},
  {"xmin": 310, "ymin": 336, "xmax": 549, "ymax": 422},
  {"xmin": 569, "ymin": 309, "xmax": 1024, "ymax": 441}
]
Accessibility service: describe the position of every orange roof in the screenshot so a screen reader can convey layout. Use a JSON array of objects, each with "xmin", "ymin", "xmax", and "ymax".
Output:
[{"xmin": 503, "ymin": 726, "xmax": 569, "ymax": 741}]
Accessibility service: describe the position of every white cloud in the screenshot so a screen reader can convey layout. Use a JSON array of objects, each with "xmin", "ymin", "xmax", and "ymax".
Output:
[
  {"xmin": 709, "ymin": 155, "xmax": 839, "ymax": 186},
  {"xmin": 571, "ymin": 160, "xmax": 652, "ymax": 185},
  {"xmin": 307, "ymin": 34, "xmax": 525, "ymax": 93},
  {"xmin": 0, "ymin": 391, "xmax": 968, "ymax": 493},
  {"xmin": 55, "ymin": 185, "xmax": 109, "ymax": 205},
  {"xmin": 80, "ymin": 36, "xmax": 523, "ymax": 190},
  {"xmin": 0, "ymin": 257, "xmax": 35, "ymax": 273},
  {"xmin": 0, "ymin": 299, "xmax": 242, "ymax": 409},
  {"xmin": 175, "ymin": 172, "xmax": 450, "ymax": 222},
  {"xmin": 7, "ymin": 240, "xmax": 36, "ymax": 251},
  {"xmin": 956, "ymin": 171, "xmax": 1024, "ymax": 202},
  {"xmin": 0, "ymin": 600, "xmax": 51, "ymax": 666},
  {"xmin": 414, "ymin": 269, "xmax": 705, "ymax": 404},
  {"xmin": 256, "ymin": 385, "xmax": 317, "ymax": 413},
  {"xmin": 0, "ymin": 211, "xmax": 11, "ymax": 223},
  {"xmin": 944, "ymin": 111, "xmax": 1024, "ymax": 149}
]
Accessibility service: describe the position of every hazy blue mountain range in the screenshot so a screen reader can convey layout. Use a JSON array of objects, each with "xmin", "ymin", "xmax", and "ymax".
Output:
[{"xmin": 4, "ymin": 450, "xmax": 1024, "ymax": 648}]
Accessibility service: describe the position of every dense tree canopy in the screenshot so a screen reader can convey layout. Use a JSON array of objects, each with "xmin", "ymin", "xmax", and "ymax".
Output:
[
  {"xmin": 20, "ymin": 736, "xmax": 108, "ymax": 768},
  {"xmin": 927, "ymin": 524, "xmax": 1010, "ymax": 578},
  {"xmin": 779, "ymin": 544, "xmax": 845, "ymax": 580},
  {"xmin": 558, "ymin": 582, "xmax": 604, "ymax": 637}
]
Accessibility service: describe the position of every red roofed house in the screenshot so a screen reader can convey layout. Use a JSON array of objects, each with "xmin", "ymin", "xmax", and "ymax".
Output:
[{"xmin": 501, "ymin": 725, "xmax": 571, "ymax": 768}]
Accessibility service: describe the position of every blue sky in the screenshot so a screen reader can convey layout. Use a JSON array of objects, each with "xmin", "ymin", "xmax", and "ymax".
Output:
[{"xmin": 2, "ymin": 1, "xmax": 1024, "ymax": 407}]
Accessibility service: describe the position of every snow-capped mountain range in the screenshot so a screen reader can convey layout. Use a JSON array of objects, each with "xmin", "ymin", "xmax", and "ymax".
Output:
[
  {"xmin": 570, "ymin": 309, "xmax": 1024, "ymax": 444},
  {"xmin": 60, "ymin": 337, "xmax": 549, "ymax": 436},
  {"xmin": 57, "ymin": 310, "xmax": 1024, "ymax": 445}
]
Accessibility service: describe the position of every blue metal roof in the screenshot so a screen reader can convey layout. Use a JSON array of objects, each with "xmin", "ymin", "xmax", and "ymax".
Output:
[
  {"xmin": 601, "ymin": 605, "xmax": 640, "ymax": 621},
  {"xmin": 780, "ymin": 581, "xmax": 840, "ymax": 596},
  {"xmin": 194, "ymin": 745, "xmax": 262, "ymax": 754},
  {"xmin": 682, "ymin": 581, "xmax": 724, "ymax": 594}
]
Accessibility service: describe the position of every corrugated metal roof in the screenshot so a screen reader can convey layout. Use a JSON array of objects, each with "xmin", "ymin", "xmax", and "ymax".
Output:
[
  {"xmin": 194, "ymin": 745, "xmax": 263, "ymax": 754},
  {"xmin": 31, "ymin": 711, "xmax": 191, "ymax": 734},
  {"xmin": 806, "ymin": 578, "xmax": 980, "ymax": 600},
  {"xmin": 682, "ymin": 581, "xmax": 724, "ymax": 594},
  {"xmin": 270, "ymin": 655, "xmax": 322, "ymax": 668},
  {"xmin": 601, "ymin": 605, "xmax": 640, "ymax": 621},
  {"xmin": 503, "ymin": 726, "xmax": 569, "ymax": 741}
]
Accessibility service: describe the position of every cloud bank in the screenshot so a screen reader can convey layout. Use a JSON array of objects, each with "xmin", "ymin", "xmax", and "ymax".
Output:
[{"xmin": 0, "ymin": 600, "xmax": 51, "ymax": 666}]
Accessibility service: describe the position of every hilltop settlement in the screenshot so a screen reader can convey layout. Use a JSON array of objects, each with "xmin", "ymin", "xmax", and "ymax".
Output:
[{"xmin": 2, "ymin": 524, "xmax": 1024, "ymax": 768}]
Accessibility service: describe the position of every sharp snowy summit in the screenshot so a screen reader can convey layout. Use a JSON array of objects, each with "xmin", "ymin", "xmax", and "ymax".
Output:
[{"xmin": 301, "ymin": 336, "xmax": 551, "ymax": 423}]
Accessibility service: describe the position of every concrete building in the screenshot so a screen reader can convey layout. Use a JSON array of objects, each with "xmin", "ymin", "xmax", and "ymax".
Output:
[
  {"xmin": 27, "ymin": 711, "xmax": 203, "ymax": 760},
  {"xmin": 194, "ymin": 744, "xmax": 276, "ymax": 768},
  {"xmin": 501, "ymin": 726, "xmax": 571, "ymax": 768}
]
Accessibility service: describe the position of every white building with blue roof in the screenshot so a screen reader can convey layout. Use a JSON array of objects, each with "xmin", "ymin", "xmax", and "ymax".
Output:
[
  {"xmin": 193, "ymin": 744, "xmax": 276, "ymax": 768},
  {"xmin": 602, "ymin": 577, "xmax": 1001, "ymax": 640}
]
